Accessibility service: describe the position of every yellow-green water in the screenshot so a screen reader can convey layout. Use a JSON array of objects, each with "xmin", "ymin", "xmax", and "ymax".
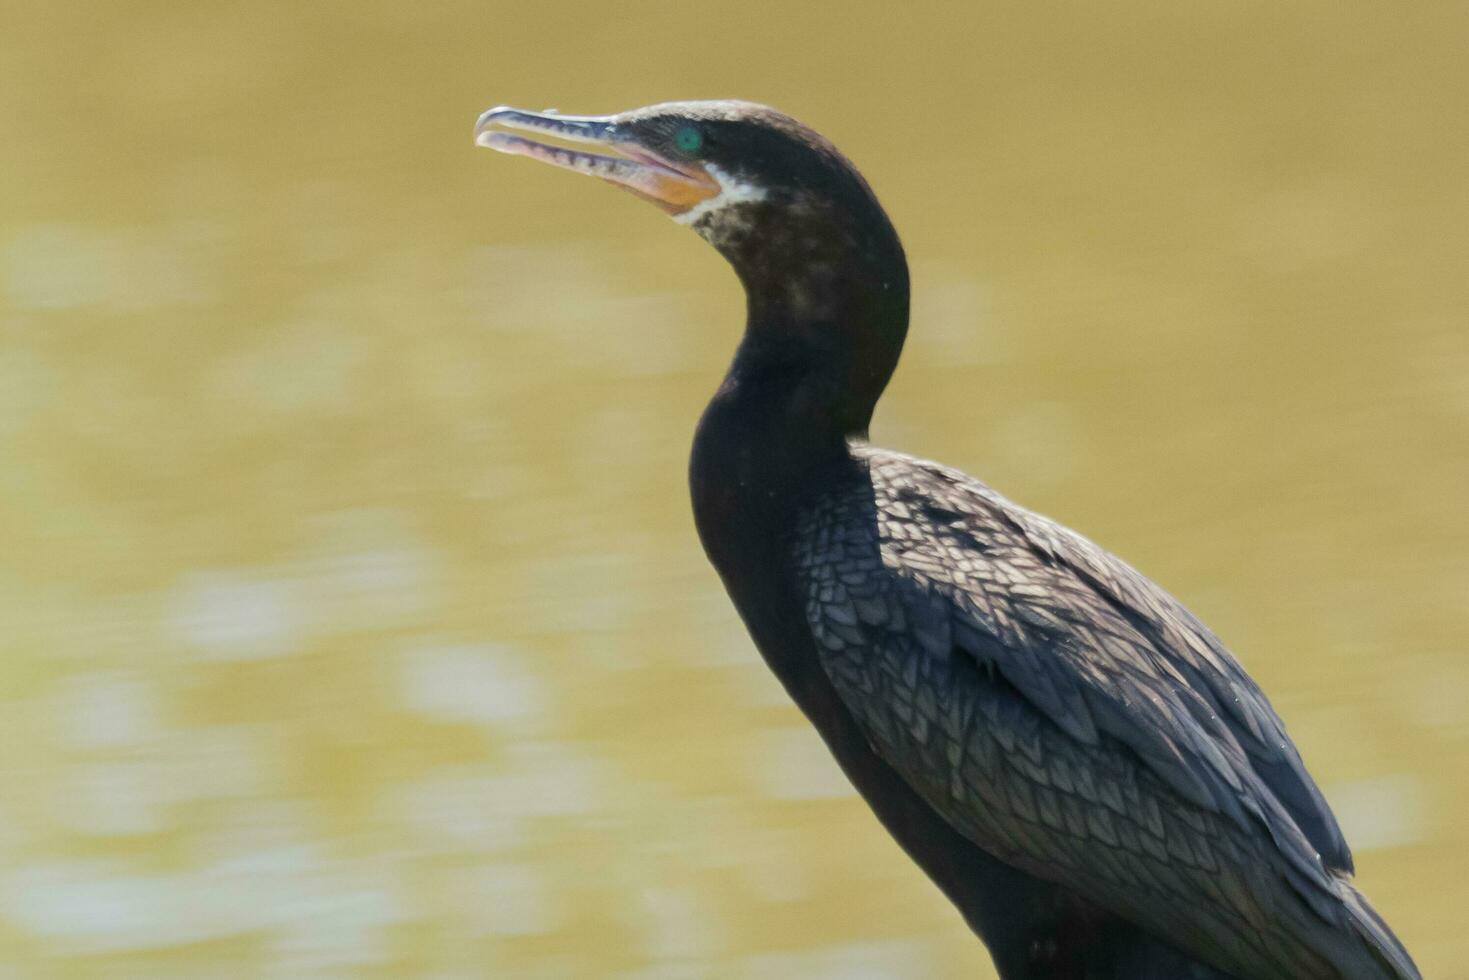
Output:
[{"xmin": 1, "ymin": 2, "xmax": 1465, "ymax": 976}]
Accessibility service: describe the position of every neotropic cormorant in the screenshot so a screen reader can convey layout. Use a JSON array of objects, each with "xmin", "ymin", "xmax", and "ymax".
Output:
[{"xmin": 474, "ymin": 100, "xmax": 1419, "ymax": 980}]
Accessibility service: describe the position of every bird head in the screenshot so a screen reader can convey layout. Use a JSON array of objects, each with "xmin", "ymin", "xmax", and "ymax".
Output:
[
  {"xmin": 475, "ymin": 99, "xmax": 909, "ymax": 426},
  {"xmin": 474, "ymin": 100, "xmax": 892, "ymax": 263}
]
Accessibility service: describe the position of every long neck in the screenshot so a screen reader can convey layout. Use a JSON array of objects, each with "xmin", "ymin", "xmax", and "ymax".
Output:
[
  {"xmin": 689, "ymin": 194, "xmax": 909, "ymax": 569},
  {"xmin": 716, "ymin": 193, "xmax": 908, "ymax": 439}
]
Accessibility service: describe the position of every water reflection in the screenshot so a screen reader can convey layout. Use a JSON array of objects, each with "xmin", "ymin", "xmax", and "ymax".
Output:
[{"xmin": 2, "ymin": 0, "xmax": 1465, "ymax": 976}]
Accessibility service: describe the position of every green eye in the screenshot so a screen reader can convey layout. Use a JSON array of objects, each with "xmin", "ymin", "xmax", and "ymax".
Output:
[{"xmin": 674, "ymin": 126, "xmax": 703, "ymax": 153}]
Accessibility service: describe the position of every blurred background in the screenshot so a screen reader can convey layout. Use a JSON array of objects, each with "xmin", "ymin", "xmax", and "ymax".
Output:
[{"xmin": 2, "ymin": 1, "xmax": 1466, "ymax": 977}]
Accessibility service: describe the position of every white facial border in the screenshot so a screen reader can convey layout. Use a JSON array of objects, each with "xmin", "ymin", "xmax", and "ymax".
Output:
[{"xmin": 672, "ymin": 163, "xmax": 769, "ymax": 226}]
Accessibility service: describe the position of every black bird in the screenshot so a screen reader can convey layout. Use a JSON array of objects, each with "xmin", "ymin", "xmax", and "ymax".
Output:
[{"xmin": 474, "ymin": 100, "xmax": 1419, "ymax": 980}]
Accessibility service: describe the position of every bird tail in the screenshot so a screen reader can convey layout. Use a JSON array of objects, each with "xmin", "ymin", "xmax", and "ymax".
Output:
[{"xmin": 1341, "ymin": 882, "xmax": 1420, "ymax": 980}]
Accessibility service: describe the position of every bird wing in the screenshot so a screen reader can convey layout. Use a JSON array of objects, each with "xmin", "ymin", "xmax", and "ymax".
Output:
[{"xmin": 792, "ymin": 447, "xmax": 1415, "ymax": 979}]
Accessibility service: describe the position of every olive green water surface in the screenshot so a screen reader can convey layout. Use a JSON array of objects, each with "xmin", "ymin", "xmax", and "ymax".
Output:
[{"xmin": 2, "ymin": 2, "xmax": 1466, "ymax": 976}]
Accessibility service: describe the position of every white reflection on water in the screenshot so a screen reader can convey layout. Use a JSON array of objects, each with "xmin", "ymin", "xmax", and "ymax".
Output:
[
  {"xmin": 4, "ymin": 861, "xmax": 195, "ymax": 952},
  {"xmin": 52, "ymin": 671, "xmax": 157, "ymax": 749},
  {"xmin": 398, "ymin": 642, "xmax": 546, "ymax": 728},
  {"xmin": 5, "ymin": 817, "xmax": 407, "ymax": 965},
  {"xmin": 56, "ymin": 726, "xmax": 278, "ymax": 838},
  {"xmin": 470, "ymin": 862, "xmax": 560, "ymax": 937},
  {"xmin": 752, "ymin": 727, "xmax": 857, "ymax": 801},
  {"xmin": 212, "ymin": 317, "xmax": 365, "ymax": 419},
  {"xmin": 3, "ymin": 224, "xmax": 214, "ymax": 312},
  {"xmin": 170, "ymin": 571, "xmax": 302, "ymax": 661},
  {"xmin": 634, "ymin": 885, "xmax": 728, "ymax": 963},
  {"xmin": 737, "ymin": 939, "xmax": 940, "ymax": 979},
  {"xmin": 1327, "ymin": 775, "xmax": 1428, "ymax": 853},
  {"xmin": 0, "ymin": 348, "xmax": 56, "ymax": 437},
  {"xmin": 392, "ymin": 767, "xmax": 516, "ymax": 848},
  {"xmin": 61, "ymin": 762, "xmax": 169, "ymax": 836}
]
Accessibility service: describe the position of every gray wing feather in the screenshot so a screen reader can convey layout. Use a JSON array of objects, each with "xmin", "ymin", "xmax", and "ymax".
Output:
[{"xmin": 793, "ymin": 447, "xmax": 1416, "ymax": 980}]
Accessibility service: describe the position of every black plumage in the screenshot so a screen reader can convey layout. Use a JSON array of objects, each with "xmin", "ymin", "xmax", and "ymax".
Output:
[
  {"xmin": 476, "ymin": 99, "xmax": 1419, "ymax": 980},
  {"xmin": 795, "ymin": 447, "xmax": 1407, "ymax": 978}
]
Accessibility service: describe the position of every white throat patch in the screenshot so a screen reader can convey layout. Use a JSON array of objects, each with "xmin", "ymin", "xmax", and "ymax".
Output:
[{"xmin": 672, "ymin": 163, "xmax": 768, "ymax": 226}]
